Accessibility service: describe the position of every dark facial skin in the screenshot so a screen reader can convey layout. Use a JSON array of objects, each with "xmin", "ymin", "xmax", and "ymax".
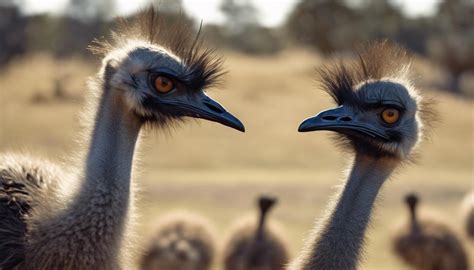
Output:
[{"xmin": 108, "ymin": 46, "xmax": 245, "ymax": 132}]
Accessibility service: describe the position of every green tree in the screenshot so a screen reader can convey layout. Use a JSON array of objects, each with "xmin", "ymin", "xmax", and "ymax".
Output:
[
  {"xmin": 220, "ymin": 0, "xmax": 258, "ymax": 34},
  {"xmin": 286, "ymin": 0, "xmax": 359, "ymax": 54},
  {"xmin": 66, "ymin": 0, "xmax": 115, "ymax": 21},
  {"xmin": 429, "ymin": 0, "xmax": 474, "ymax": 93},
  {"xmin": 0, "ymin": 2, "xmax": 26, "ymax": 68},
  {"xmin": 218, "ymin": 0, "xmax": 282, "ymax": 54}
]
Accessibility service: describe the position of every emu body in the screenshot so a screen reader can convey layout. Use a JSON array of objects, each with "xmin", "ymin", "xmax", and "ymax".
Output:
[
  {"xmin": 140, "ymin": 212, "xmax": 216, "ymax": 270},
  {"xmin": 392, "ymin": 193, "xmax": 468, "ymax": 270},
  {"xmin": 223, "ymin": 196, "xmax": 289, "ymax": 270}
]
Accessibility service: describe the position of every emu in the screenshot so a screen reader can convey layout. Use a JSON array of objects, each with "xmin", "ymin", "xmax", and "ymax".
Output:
[
  {"xmin": 0, "ymin": 8, "xmax": 244, "ymax": 269},
  {"xmin": 392, "ymin": 193, "xmax": 468, "ymax": 270},
  {"xmin": 140, "ymin": 212, "xmax": 216, "ymax": 270},
  {"xmin": 223, "ymin": 195, "xmax": 289, "ymax": 270},
  {"xmin": 290, "ymin": 41, "xmax": 436, "ymax": 270}
]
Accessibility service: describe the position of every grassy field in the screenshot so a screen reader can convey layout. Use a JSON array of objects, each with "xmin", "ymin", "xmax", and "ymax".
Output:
[{"xmin": 0, "ymin": 50, "xmax": 473, "ymax": 269}]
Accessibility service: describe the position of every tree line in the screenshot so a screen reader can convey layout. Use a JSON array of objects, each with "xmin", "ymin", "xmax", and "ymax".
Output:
[{"xmin": 0, "ymin": 0, "xmax": 472, "ymax": 93}]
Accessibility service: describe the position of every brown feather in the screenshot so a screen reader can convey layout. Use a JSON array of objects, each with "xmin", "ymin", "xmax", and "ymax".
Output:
[
  {"xmin": 140, "ymin": 212, "xmax": 216, "ymax": 270},
  {"xmin": 223, "ymin": 196, "xmax": 289, "ymax": 270},
  {"xmin": 392, "ymin": 194, "xmax": 469, "ymax": 270}
]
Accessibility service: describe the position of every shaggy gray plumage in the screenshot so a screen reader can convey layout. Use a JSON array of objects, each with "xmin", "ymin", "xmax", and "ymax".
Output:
[{"xmin": 0, "ymin": 7, "xmax": 238, "ymax": 269}]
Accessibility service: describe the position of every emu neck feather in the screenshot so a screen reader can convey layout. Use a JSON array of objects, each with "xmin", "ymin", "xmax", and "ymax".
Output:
[
  {"xmin": 292, "ymin": 155, "xmax": 396, "ymax": 270},
  {"xmin": 24, "ymin": 88, "xmax": 141, "ymax": 269},
  {"xmin": 85, "ymin": 91, "xmax": 141, "ymax": 188}
]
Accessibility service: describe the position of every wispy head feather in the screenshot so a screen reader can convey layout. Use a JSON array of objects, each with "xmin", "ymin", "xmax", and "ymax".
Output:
[
  {"xmin": 89, "ymin": 6, "xmax": 225, "ymax": 90},
  {"xmin": 318, "ymin": 40, "xmax": 412, "ymax": 107},
  {"xmin": 318, "ymin": 40, "xmax": 437, "ymax": 132},
  {"xmin": 316, "ymin": 41, "xmax": 438, "ymax": 161}
]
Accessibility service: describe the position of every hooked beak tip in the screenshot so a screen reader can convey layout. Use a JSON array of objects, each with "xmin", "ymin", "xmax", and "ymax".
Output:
[
  {"xmin": 178, "ymin": 93, "xmax": 246, "ymax": 133},
  {"xmin": 234, "ymin": 121, "xmax": 245, "ymax": 133},
  {"xmin": 211, "ymin": 111, "xmax": 245, "ymax": 132},
  {"xmin": 201, "ymin": 95, "xmax": 245, "ymax": 132},
  {"xmin": 298, "ymin": 118, "xmax": 317, "ymax": 133}
]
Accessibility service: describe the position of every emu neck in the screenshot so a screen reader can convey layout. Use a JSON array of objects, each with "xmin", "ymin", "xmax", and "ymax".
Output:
[
  {"xmin": 292, "ymin": 154, "xmax": 398, "ymax": 270},
  {"xmin": 73, "ymin": 86, "xmax": 142, "ymax": 252},
  {"xmin": 409, "ymin": 204, "xmax": 419, "ymax": 233},
  {"xmin": 255, "ymin": 209, "xmax": 269, "ymax": 241},
  {"xmin": 25, "ymin": 85, "xmax": 142, "ymax": 269},
  {"xmin": 85, "ymin": 90, "xmax": 141, "ymax": 189}
]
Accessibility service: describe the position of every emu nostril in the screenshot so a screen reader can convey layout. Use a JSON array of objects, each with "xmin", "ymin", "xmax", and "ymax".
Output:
[
  {"xmin": 339, "ymin": 116, "xmax": 352, "ymax": 122},
  {"xmin": 322, "ymin": 116, "xmax": 338, "ymax": 121},
  {"xmin": 203, "ymin": 101, "xmax": 225, "ymax": 114}
]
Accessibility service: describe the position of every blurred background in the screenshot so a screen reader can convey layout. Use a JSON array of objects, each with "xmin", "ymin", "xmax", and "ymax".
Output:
[{"xmin": 0, "ymin": 0, "xmax": 473, "ymax": 269}]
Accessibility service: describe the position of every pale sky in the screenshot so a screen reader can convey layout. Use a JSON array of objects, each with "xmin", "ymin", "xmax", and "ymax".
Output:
[{"xmin": 17, "ymin": 0, "xmax": 441, "ymax": 27}]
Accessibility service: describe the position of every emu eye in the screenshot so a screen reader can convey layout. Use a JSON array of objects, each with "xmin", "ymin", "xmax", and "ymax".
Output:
[
  {"xmin": 381, "ymin": 108, "xmax": 400, "ymax": 124},
  {"xmin": 154, "ymin": 76, "xmax": 174, "ymax": 93}
]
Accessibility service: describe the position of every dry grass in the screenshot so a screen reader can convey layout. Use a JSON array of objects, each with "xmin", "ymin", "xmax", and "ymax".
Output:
[{"xmin": 0, "ymin": 50, "xmax": 472, "ymax": 269}]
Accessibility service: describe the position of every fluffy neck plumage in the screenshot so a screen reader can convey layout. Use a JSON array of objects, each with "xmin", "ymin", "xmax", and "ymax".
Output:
[
  {"xmin": 85, "ymin": 86, "xmax": 141, "ymax": 188},
  {"xmin": 24, "ymin": 80, "xmax": 142, "ymax": 269},
  {"xmin": 290, "ymin": 154, "xmax": 398, "ymax": 270}
]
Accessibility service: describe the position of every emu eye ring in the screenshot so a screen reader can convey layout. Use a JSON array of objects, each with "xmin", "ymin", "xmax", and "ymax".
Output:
[
  {"xmin": 154, "ymin": 75, "xmax": 174, "ymax": 93},
  {"xmin": 381, "ymin": 108, "xmax": 400, "ymax": 124}
]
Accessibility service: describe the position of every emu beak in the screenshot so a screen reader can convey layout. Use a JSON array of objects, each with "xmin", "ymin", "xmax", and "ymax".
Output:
[
  {"xmin": 298, "ymin": 105, "xmax": 389, "ymax": 139},
  {"xmin": 166, "ymin": 92, "xmax": 245, "ymax": 132}
]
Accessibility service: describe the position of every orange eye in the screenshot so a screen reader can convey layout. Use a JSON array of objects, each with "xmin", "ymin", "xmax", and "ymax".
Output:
[
  {"xmin": 154, "ymin": 76, "xmax": 174, "ymax": 93},
  {"xmin": 381, "ymin": 108, "xmax": 400, "ymax": 124}
]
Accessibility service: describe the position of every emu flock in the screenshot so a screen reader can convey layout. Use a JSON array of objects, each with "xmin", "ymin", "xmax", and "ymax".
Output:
[{"xmin": 1, "ymin": 8, "xmax": 472, "ymax": 270}]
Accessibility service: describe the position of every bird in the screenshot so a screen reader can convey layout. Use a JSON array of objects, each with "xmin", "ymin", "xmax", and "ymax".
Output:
[
  {"xmin": 139, "ymin": 212, "xmax": 216, "ymax": 270},
  {"xmin": 0, "ymin": 7, "xmax": 244, "ymax": 270},
  {"xmin": 392, "ymin": 193, "xmax": 469, "ymax": 270},
  {"xmin": 289, "ymin": 41, "xmax": 437, "ymax": 270},
  {"xmin": 222, "ymin": 195, "xmax": 289, "ymax": 270},
  {"xmin": 461, "ymin": 191, "xmax": 474, "ymax": 240}
]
